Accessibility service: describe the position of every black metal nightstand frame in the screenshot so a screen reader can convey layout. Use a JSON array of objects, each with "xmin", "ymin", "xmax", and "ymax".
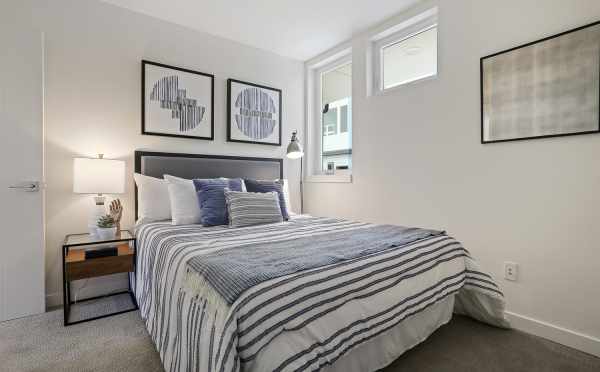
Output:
[{"xmin": 62, "ymin": 231, "xmax": 138, "ymax": 326}]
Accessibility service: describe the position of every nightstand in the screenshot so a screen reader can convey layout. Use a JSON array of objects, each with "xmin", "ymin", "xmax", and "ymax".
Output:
[{"xmin": 62, "ymin": 230, "xmax": 138, "ymax": 326}]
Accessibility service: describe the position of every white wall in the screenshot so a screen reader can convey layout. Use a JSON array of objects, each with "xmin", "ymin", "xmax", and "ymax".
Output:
[
  {"xmin": 305, "ymin": 0, "xmax": 600, "ymax": 354},
  {"xmin": 7, "ymin": 0, "xmax": 304, "ymax": 306}
]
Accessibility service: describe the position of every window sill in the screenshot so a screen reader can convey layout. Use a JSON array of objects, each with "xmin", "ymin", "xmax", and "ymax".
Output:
[{"xmin": 305, "ymin": 174, "xmax": 353, "ymax": 184}]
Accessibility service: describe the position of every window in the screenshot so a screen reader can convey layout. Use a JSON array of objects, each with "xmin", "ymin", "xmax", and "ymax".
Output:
[
  {"xmin": 306, "ymin": 48, "xmax": 352, "ymax": 182},
  {"xmin": 372, "ymin": 8, "xmax": 438, "ymax": 93},
  {"xmin": 321, "ymin": 98, "xmax": 351, "ymax": 171},
  {"xmin": 320, "ymin": 62, "xmax": 352, "ymax": 173},
  {"xmin": 382, "ymin": 26, "xmax": 437, "ymax": 89}
]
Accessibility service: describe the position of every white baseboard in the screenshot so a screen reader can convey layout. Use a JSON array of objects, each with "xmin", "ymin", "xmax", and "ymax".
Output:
[
  {"xmin": 506, "ymin": 311, "xmax": 600, "ymax": 358},
  {"xmin": 45, "ymin": 292, "xmax": 62, "ymax": 308}
]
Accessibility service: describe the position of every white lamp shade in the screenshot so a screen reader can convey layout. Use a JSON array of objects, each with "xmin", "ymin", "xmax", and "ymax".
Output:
[
  {"xmin": 286, "ymin": 136, "xmax": 304, "ymax": 159},
  {"xmin": 73, "ymin": 157, "xmax": 125, "ymax": 194},
  {"xmin": 286, "ymin": 150, "xmax": 304, "ymax": 159}
]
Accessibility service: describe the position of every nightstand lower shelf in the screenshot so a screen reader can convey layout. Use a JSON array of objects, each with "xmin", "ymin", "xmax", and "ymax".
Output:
[{"xmin": 65, "ymin": 290, "xmax": 137, "ymax": 326}]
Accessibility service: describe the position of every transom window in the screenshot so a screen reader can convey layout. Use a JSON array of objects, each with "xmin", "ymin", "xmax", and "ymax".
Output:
[
  {"xmin": 382, "ymin": 25, "xmax": 437, "ymax": 89},
  {"xmin": 372, "ymin": 7, "xmax": 438, "ymax": 93}
]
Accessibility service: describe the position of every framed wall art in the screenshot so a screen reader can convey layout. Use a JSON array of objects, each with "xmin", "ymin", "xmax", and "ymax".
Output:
[
  {"xmin": 481, "ymin": 21, "xmax": 600, "ymax": 143},
  {"xmin": 227, "ymin": 79, "xmax": 282, "ymax": 146},
  {"xmin": 142, "ymin": 60, "xmax": 214, "ymax": 140}
]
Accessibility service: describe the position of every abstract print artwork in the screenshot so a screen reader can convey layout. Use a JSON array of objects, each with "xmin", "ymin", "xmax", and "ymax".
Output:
[
  {"xmin": 235, "ymin": 87, "xmax": 277, "ymax": 139},
  {"xmin": 150, "ymin": 76, "xmax": 205, "ymax": 132},
  {"xmin": 481, "ymin": 21, "xmax": 600, "ymax": 143},
  {"xmin": 227, "ymin": 79, "xmax": 282, "ymax": 145},
  {"xmin": 142, "ymin": 60, "xmax": 214, "ymax": 140}
]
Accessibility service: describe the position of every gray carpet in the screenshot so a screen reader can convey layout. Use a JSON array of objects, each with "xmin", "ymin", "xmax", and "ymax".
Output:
[
  {"xmin": 386, "ymin": 316, "xmax": 600, "ymax": 372},
  {"xmin": 67, "ymin": 292, "xmax": 136, "ymax": 324},
  {"xmin": 1, "ymin": 307, "xmax": 599, "ymax": 372},
  {"xmin": 0, "ymin": 308, "xmax": 162, "ymax": 372}
]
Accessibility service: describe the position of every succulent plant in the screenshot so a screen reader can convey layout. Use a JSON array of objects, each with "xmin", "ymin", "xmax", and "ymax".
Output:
[{"xmin": 97, "ymin": 215, "xmax": 116, "ymax": 228}]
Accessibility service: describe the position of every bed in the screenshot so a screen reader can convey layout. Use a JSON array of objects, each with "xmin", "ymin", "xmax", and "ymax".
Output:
[{"xmin": 133, "ymin": 151, "xmax": 509, "ymax": 372}]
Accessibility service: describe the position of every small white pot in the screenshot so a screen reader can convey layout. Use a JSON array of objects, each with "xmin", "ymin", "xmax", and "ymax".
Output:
[{"xmin": 96, "ymin": 227, "xmax": 117, "ymax": 240}]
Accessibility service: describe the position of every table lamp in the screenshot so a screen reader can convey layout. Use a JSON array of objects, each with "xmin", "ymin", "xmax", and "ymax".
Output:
[{"xmin": 73, "ymin": 154, "xmax": 125, "ymax": 236}]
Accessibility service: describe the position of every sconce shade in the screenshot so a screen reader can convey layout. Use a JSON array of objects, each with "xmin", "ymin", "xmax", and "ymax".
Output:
[
  {"xmin": 286, "ymin": 131, "xmax": 304, "ymax": 159},
  {"xmin": 73, "ymin": 157, "xmax": 125, "ymax": 194}
]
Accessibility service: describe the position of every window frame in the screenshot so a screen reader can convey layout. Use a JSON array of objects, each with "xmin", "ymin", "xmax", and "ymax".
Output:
[
  {"xmin": 305, "ymin": 52, "xmax": 353, "ymax": 183},
  {"xmin": 372, "ymin": 13, "xmax": 438, "ymax": 94}
]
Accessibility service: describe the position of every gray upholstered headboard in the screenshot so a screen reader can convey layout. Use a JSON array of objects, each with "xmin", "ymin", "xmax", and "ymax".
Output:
[{"xmin": 134, "ymin": 150, "xmax": 283, "ymax": 219}]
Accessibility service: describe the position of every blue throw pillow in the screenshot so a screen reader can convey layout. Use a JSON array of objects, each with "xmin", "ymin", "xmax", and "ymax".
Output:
[
  {"xmin": 244, "ymin": 179, "xmax": 289, "ymax": 220},
  {"xmin": 193, "ymin": 178, "xmax": 244, "ymax": 226}
]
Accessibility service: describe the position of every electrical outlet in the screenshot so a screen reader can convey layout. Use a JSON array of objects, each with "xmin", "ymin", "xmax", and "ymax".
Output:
[{"xmin": 504, "ymin": 262, "xmax": 518, "ymax": 281}]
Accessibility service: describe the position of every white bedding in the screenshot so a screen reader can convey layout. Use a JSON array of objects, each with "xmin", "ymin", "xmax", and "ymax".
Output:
[{"xmin": 134, "ymin": 216, "xmax": 509, "ymax": 372}]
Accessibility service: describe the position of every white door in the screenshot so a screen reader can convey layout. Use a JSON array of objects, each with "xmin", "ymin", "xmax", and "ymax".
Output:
[{"xmin": 0, "ymin": 23, "xmax": 45, "ymax": 321}]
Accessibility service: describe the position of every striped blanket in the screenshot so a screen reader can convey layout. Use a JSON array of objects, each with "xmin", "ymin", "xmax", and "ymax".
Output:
[
  {"xmin": 186, "ymin": 223, "xmax": 443, "ymax": 307},
  {"xmin": 135, "ymin": 216, "xmax": 509, "ymax": 372}
]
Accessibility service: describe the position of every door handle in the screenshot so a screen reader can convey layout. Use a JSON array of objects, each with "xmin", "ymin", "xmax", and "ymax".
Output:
[{"xmin": 8, "ymin": 181, "xmax": 40, "ymax": 192}]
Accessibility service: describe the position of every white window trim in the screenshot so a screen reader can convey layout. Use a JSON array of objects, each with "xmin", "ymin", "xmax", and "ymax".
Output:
[
  {"xmin": 305, "ymin": 50, "xmax": 353, "ymax": 184},
  {"xmin": 371, "ymin": 10, "xmax": 438, "ymax": 95},
  {"xmin": 305, "ymin": 173, "xmax": 352, "ymax": 184}
]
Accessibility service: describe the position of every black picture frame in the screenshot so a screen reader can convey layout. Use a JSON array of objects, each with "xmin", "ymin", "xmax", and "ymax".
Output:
[
  {"xmin": 142, "ymin": 60, "xmax": 214, "ymax": 140},
  {"xmin": 227, "ymin": 78, "xmax": 282, "ymax": 146},
  {"xmin": 480, "ymin": 20, "xmax": 600, "ymax": 144}
]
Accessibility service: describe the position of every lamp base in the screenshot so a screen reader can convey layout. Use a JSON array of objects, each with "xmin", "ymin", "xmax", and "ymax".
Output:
[{"xmin": 88, "ymin": 196, "xmax": 106, "ymax": 237}]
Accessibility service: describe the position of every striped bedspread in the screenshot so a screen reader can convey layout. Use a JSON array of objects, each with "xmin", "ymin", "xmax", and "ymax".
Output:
[
  {"xmin": 186, "ymin": 223, "xmax": 443, "ymax": 307},
  {"xmin": 135, "ymin": 216, "xmax": 509, "ymax": 372}
]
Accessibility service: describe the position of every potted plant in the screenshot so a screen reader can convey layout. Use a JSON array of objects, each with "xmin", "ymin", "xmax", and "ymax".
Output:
[{"xmin": 96, "ymin": 215, "xmax": 117, "ymax": 240}]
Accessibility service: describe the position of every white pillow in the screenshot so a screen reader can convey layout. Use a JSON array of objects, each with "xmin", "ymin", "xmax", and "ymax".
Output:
[
  {"xmin": 164, "ymin": 174, "xmax": 202, "ymax": 225},
  {"xmin": 133, "ymin": 173, "xmax": 171, "ymax": 223}
]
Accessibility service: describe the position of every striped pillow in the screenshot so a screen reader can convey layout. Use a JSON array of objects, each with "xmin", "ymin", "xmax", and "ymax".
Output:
[
  {"xmin": 244, "ymin": 179, "xmax": 289, "ymax": 220},
  {"xmin": 224, "ymin": 189, "xmax": 283, "ymax": 227}
]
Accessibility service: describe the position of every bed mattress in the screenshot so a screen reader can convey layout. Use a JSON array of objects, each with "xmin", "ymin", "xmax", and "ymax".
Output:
[{"xmin": 134, "ymin": 216, "xmax": 508, "ymax": 372}]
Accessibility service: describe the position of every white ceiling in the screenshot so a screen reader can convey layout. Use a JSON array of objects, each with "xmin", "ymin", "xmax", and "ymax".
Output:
[{"xmin": 100, "ymin": 0, "xmax": 422, "ymax": 61}]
